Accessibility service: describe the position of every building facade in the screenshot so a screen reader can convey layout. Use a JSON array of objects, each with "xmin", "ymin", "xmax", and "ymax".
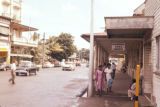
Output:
[
  {"xmin": 0, "ymin": 16, "xmax": 10, "ymax": 64},
  {"xmin": 144, "ymin": 0, "xmax": 160, "ymax": 106},
  {"xmin": 0, "ymin": 0, "xmax": 38, "ymax": 64}
]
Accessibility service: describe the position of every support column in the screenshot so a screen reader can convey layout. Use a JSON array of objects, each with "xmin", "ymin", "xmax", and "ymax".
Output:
[
  {"xmin": 6, "ymin": 48, "xmax": 10, "ymax": 64},
  {"xmin": 88, "ymin": 0, "xmax": 94, "ymax": 97}
]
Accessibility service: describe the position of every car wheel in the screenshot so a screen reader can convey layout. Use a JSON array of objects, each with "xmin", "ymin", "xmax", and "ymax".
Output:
[
  {"xmin": 4, "ymin": 68, "xmax": 6, "ymax": 71},
  {"xmin": 16, "ymin": 72, "xmax": 19, "ymax": 76},
  {"xmin": 26, "ymin": 72, "xmax": 29, "ymax": 76}
]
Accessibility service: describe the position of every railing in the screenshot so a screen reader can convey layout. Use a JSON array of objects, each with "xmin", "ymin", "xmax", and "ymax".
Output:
[
  {"xmin": 11, "ymin": 50, "xmax": 31, "ymax": 55},
  {"xmin": 1, "ymin": 12, "xmax": 10, "ymax": 18},
  {"xmin": 12, "ymin": 36, "xmax": 38, "ymax": 46}
]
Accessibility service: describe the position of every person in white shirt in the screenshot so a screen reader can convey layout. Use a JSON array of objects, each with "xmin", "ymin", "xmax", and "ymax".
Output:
[
  {"xmin": 128, "ymin": 79, "xmax": 136, "ymax": 100},
  {"xmin": 104, "ymin": 63, "xmax": 113, "ymax": 93},
  {"xmin": 9, "ymin": 60, "xmax": 16, "ymax": 84}
]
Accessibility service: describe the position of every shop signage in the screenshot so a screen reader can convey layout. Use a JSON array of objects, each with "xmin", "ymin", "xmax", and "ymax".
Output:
[{"xmin": 112, "ymin": 43, "xmax": 125, "ymax": 51}]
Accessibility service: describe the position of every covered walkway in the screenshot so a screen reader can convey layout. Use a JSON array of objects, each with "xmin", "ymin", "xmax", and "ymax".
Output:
[
  {"xmin": 81, "ymin": 16, "xmax": 154, "ymax": 106},
  {"xmin": 78, "ymin": 71, "xmax": 134, "ymax": 107}
]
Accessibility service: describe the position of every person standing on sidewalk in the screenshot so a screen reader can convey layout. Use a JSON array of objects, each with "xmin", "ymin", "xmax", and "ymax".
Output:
[
  {"xmin": 95, "ymin": 65, "xmax": 105, "ymax": 96},
  {"xmin": 9, "ymin": 60, "xmax": 16, "ymax": 84},
  {"xmin": 104, "ymin": 63, "xmax": 113, "ymax": 93},
  {"xmin": 128, "ymin": 79, "xmax": 136, "ymax": 100},
  {"xmin": 111, "ymin": 62, "xmax": 116, "ymax": 80}
]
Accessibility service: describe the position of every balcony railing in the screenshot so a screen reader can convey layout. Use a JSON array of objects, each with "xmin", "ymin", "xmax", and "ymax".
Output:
[
  {"xmin": 1, "ymin": 12, "xmax": 10, "ymax": 18},
  {"xmin": 12, "ymin": 36, "xmax": 38, "ymax": 47}
]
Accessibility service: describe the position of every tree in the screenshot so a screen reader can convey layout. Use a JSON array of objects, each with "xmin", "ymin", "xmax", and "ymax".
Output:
[
  {"xmin": 45, "ymin": 36, "xmax": 63, "ymax": 61},
  {"xmin": 77, "ymin": 48, "xmax": 89, "ymax": 61},
  {"xmin": 32, "ymin": 33, "xmax": 77, "ymax": 63},
  {"xmin": 50, "ymin": 33, "xmax": 77, "ymax": 61},
  {"xmin": 33, "ymin": 41, "xmax": 49, "ymax": 64}
]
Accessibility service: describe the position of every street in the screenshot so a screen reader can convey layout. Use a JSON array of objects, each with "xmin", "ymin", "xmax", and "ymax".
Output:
[{"xmin": 0, "ymin": 65, "xmax": 88, "ymax": 107}]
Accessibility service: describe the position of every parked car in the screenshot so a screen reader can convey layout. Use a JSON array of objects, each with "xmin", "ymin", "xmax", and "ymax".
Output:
[
  {"xmin": 43, "ymin": 62, "xmax": 54, "ymax": 68},
  {"xmin": 15, "ymin": 61, "xmax": 39, "ymax": 76},
  {"xmin": 54, "ymin": 61, "xmax": 61, "ymax": 67},
  {"xmin": 62, "ymin": 62, "xmax": 75, "ymax": 71},
  {"xmin": 0, "ymin": 62, "xmax": 10, "ymax": 71},
  {"xmin": 0, "ymin": 63, "xmax": 6, "ymax": 71}
]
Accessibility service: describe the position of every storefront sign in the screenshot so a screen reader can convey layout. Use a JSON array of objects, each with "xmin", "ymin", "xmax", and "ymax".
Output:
[{"xmin": 112, "ymin": 43, "xmax": 125, "ymax": 51}]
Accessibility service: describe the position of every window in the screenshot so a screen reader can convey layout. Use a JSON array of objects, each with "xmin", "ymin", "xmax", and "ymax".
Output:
[{"xmin": 156, "ymin": 36, "xmax": 160, "ymax": 70}]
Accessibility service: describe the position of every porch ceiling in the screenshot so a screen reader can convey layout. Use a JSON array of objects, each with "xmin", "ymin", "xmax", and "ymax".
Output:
[
  {"xmin": 81, "ymin": 32, "xmax": 143, "ymax": 58},
  {"xmin": 105, "ymin": 16, "xmax": 154, "ymax": 38}
]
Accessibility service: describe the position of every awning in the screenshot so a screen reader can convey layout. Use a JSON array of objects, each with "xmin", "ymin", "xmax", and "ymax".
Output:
[
  {"xmin": 10, "ymin": 53, "xmax": 33, "ymax": 58},
  {"xmin": 81, "ymin": 32, "xmax": 108, "ymax": 42},
  {"xmin": 11, "ymin": 22, "xmax": 38, "ymax": 32},
  {"xmin": 104, "ymin": 16, "xmax": 154, "ymax": 38}
]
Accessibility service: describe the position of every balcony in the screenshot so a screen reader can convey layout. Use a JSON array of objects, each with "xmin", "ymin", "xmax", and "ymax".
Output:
[
  {"xmin": 0, "ymin": 26, "xmax": 10, "ymax": 36},
  {"xmin": 1, "ymin": 12, "xmax": 10, "ymax": 18},
  {"xmin": 12, "ymin": 36, "xmax": 38, "ymax": 47}
]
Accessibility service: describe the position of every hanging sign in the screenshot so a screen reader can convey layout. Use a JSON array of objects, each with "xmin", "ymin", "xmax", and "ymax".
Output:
[{"xmin": 112, "ymin": 43, "xmax": 125, "ymax": 51}]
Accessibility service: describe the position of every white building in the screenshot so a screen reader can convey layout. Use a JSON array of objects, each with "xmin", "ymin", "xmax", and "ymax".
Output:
[{"xmin": 0, "ymin": 0, "xmax": 38, "ymax": 64}]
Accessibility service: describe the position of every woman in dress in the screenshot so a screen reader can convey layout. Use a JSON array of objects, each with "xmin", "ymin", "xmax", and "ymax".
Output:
[{"xmin": 95, "ymin": 65, "xmax": 105, "ymax": 96}]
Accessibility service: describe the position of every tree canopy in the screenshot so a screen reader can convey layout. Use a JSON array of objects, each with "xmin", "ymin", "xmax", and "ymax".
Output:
[
  {"xmin": 50, "ymin": 33, "xmax": 77, "ymax": 61},
  {"xmin": 33, "ymin": 33, "xmax": 77, "ymax": 63}
]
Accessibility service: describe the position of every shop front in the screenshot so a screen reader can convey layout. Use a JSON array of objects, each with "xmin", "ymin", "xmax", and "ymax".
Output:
[{"xmin": 0, "ymin": 47, "xmax": 8, "ymax": 64}]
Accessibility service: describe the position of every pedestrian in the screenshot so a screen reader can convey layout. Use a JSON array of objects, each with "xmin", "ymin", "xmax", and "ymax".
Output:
[
  {"xmin": 95, "ymin": 65, "xmax": 105, "ymax": 96},
  {"xmin": 111, "ymin": 62, "xmax": 116, "ymax": 79},
  {"xmin": 9, "ymin": 60, "xmax": 16, "ymax": 84},
  {"xmin": 104, "ymin": 63, "xmax": 113, "ymax": 93},
  {"xmin": 102, "ymin": 63, "xmax": 107, "ymax": 71},
  {"xmin": 128, "ymin": 79, "xmax": 136, "ymax": 100}
]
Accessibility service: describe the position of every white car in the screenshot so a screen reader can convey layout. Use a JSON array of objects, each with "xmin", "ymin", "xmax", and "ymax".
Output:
[
  {"xmin": 62, "ymin": 62, "xmax": 75, "ymax": 71},
  {"xmin": 43, "ymin": 62, "xmax": 54, "ymax": 68},
  {"xmin": 0, "ymin": 63, "xmax": 6, "ymax": 71}
]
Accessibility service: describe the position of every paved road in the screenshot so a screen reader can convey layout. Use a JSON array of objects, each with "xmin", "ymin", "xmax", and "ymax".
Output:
[{"xmin": 0, "ymin": 65, "xmax": 89, "ymax": 107}]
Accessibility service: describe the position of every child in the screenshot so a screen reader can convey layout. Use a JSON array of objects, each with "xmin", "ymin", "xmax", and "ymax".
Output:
[{"xmin": 128, "ymin": 79, "xmax": 136, "ymax": 100}]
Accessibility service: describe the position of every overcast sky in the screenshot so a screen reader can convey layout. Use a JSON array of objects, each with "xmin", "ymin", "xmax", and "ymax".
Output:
[{"xmin": 21, "ymin": 0, "xmax": 145, "ymax": 49}]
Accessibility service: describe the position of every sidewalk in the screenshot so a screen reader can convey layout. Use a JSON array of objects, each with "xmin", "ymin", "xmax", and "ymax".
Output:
[{"xmin": 77, "ymin": 71, "xmax": 134, "ymax": 107}]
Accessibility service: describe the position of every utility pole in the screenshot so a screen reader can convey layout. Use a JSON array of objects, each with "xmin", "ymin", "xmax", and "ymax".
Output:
[
  {"xmin": 88, "ymin": 0, "xmax": 94, "ymax": 97},
  {"xmin": 42, "ymin": 33, "xmax": 45, "ymax": 68}
]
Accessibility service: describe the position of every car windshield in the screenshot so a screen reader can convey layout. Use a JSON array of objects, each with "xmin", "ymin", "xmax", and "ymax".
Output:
[{"xmin": 19, "ymin": 61, "xmax": 32, "ymax": 67}]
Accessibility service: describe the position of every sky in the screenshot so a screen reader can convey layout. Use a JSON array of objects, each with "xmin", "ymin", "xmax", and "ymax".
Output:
[{"xmin": 21, "ymin": 0, "xmax": 145, "ymax": 49}]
